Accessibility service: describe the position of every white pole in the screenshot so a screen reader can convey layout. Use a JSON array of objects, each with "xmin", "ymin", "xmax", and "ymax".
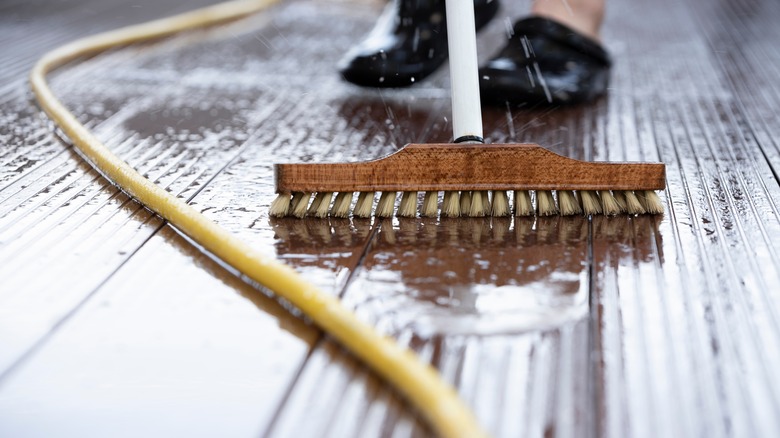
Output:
[{"xmin": 445, "ymin": 0, "xmax": 484, "ymax": 143}]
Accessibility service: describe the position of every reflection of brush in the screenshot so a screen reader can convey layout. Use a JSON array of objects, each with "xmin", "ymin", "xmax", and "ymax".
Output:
[
  {"xmin": 270, "ymin": 0, "xmax": 665, "ymax": 218},
  {"xmin": 271, "ymin": 216, "xmax": 661, "ymax": 255}
]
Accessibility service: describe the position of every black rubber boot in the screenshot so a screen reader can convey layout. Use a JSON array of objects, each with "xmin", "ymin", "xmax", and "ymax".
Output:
[
  {"xmin": 479, "ymin": 16, "xmax": 612, "ymax": 105},
  {"xmin": 339, "ymin": 0, "xmax": 500, "ymax": 88}
]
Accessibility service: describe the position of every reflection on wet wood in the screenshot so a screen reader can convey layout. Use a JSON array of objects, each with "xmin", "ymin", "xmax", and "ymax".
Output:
[
  {"xmin": 1, "ymin": 0, "xmax": 780, "ymax": 436},
  {"xmin": 351, "ymin": 216, "xmax": 593, "ymax": 338},
  {"xmin": 267, "ymin": 214, "xmax": 661, "ymax": 435},
  {"xmin": 270, "ymin": 217, "xmax": 374, "ymax": 263}
]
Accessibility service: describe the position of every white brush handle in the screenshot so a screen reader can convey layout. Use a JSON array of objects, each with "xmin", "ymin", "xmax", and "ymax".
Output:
[{"xmin": 446, "ymin": 0, "xmax": 484, "ymax": 143}]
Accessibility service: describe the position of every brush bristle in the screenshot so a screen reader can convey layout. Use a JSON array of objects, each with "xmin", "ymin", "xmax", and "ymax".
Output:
[
  {"xmin": 460, "ymin": 191, "xmax": 472, "ymax": 214},
  {"xmin": 514, "ymin": 190, "xmax": 533, "ymax": 216},
  {"xmin": 639, "ymin": 190, "xmax": 664, "ymax": 214},
  {"xmin": 580, "ymin": 190, "xmax": 602, "ymax": 215},
  {"xmin": 480, "ymin": 190, "xmax": 493, "ymax": 216},
  {"xmin": 331, "ymin": 192, "xmax": 353, "ymax": 218},
  {"xmin": 398, "ymin": 191, "xmax": 418, "ymax": 217},
  {"xmin": 306, "ymin": 192, "xmax": 324, "ymax": 216},
  {"xmin": 491, "ymin": 191, "xmax": 510, "ymax": 216},
  {"xmin": 376, "ymin": 191, "xmax": 396, "ymax": 217},
  {"xmin": 442, "ymin": 191, "xmax": 460, "ymax": 217},
  {"xmin": 269, "ymin": 192, "xmax": 291, "ymax": 217},
  {"xmin": 623, "ymin": 191, "xmax": 645, "ymax": 215},
  {"xmin": 276, "ymin": 186, "xmax": 660, "ymax": 218},
  {"xmin": 290, "ymin": 192, "xmax": 310, "ymax": 218},
  {"xmin": 613, "ymin": 191, "xmax": 628, "ymax": 211},
  {"xmin": 353, "ymin": 192, "xmax": 374, "ymax": 218},
  {"xmin": 599, "ymin": 190, "xmax": 621, "ymax": 215},
  {"xmin": 311, "ymin": 192, "xmax": 333, "ymax": 218},
  {"xmin": 469, "ymin": 191, "xmax": 488, "ymax": 217},
  {"xmin": 536, "ymin": 190, "xmax": 558, "ymax": 216},
  {"xmin": 558, "ymin": 190, "xmax": 581, "ymax": 215},
  {"xmin": 479, "ymin": 191, "xmax": 491, "ymax": 216},
  {"xmin": 422, "ymin": 191, "xmax": 439, "ymax": 217}
]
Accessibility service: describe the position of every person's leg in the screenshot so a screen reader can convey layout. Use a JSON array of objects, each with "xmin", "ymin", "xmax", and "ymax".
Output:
[{"xmin": 530, "ymin": 0, "xmax": 605, "ymax": 41}]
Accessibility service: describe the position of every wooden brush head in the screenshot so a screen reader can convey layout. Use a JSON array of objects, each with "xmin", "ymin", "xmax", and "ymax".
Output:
[
  {"xmin": 274, "ymin": 143, "xmax": 665, "ymax": 193},
  {"xmin": 271, "ymin": 143, "xmax": 666, "ymax": 218}
]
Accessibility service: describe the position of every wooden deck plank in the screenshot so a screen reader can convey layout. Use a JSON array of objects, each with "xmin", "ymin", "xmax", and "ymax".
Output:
[
  {"xmin": 0, "ymin": 0, "xmax": 226, "ymax": 91},
  {"xmin": 0, "ymin": 226, "xmax": 319, "ymax": 437},
  {"xmin": 589, "ymin": 1, "xmax": 780, "ymax": 437}
]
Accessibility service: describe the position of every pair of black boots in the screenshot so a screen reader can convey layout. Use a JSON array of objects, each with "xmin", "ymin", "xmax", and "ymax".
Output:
[{"xmin": 338, "ymin": 0, "xmax": 611, "ymax": 105}]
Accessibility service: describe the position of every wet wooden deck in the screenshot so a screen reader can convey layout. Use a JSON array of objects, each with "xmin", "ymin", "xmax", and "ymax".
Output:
[{"xmin": 2, "ymin": 0, "xmax": 780, "ymax": 436}]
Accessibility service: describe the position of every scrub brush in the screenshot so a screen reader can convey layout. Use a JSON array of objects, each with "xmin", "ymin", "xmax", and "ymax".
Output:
[{"xmin": 270, "ymin": 0, "xmax": 665, "ymax": 219}]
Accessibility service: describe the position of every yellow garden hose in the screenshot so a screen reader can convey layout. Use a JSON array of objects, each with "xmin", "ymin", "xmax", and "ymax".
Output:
[{"xmin": 29, "ymin": 0, "xmax": 487, "ymax": 437}]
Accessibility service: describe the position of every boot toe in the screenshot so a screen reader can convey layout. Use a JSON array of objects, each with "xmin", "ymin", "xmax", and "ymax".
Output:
[
  {"xmin": 480, "ymin": 58, "xmax": 610, "ymax": 105},
  {"xmin": 339, "ymin": 48, "xmax": 444, "ymax": 88}
]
